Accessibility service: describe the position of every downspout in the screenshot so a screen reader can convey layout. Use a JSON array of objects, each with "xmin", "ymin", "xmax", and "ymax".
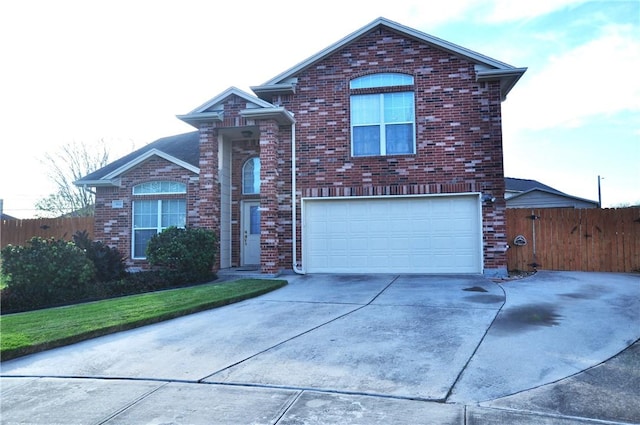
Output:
[{"xmin": 291, "ymin": 122, "xmax": 305, "ymax": 274}]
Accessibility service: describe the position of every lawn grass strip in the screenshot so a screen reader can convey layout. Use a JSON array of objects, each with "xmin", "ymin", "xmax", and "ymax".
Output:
[{"xmin": 1, "ymin": 279, "xmax": 286, "ymax": 361}]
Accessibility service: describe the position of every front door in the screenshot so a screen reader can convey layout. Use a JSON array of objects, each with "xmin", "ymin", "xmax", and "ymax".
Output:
[{"xmin": 241, "ymin": 201, "xmax": 261, "ymax": 265}]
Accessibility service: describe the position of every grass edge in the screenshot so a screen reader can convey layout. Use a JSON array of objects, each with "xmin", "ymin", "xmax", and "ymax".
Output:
[{"xmin": 1, "ymin": 280, "xmax": 286, "ymax": 362}]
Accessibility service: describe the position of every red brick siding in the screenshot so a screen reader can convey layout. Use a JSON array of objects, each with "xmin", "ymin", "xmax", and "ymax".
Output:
[
  {"xmin": 94, "ymin": 156, "xmax": 199, "ymax": 269},
  {"xmin": 102, "ymin": 28, "xmax": 509, "ymax": 274},
  {"xmin": 268, "ymin": 27, "xmax": 507, "ymax": 272},
  {"xmin": 195, "ymin": 125, "xmax": 220, "ymax": 270}
]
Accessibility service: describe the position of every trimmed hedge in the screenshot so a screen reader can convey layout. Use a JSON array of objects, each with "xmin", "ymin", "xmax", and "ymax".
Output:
[
  {"xmin": 0, "ymin": 229, "xmax": 218, "ymax": 314},
  {"xmin": 1, "ymin": 237, "xmax": 96, "ymax": 308}
]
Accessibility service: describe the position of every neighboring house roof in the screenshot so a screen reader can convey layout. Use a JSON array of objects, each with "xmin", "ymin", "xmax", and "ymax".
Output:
[
  {"xmin": 504, "ymin": 177, "xmax": 566, "ymax": 195},
  {"xmin": 75, "ymin": 132, "xmax": 200, "ymax": 187},
  {"xmin": 505, "ymin": 177, "xmax": 598, "ymax": 208},
  {"xmin": 1, "ymin": 213, "xmax": 17, "ymax": 220},
  {"xmin": 252, "ymin": 17, "xmax": 527, "ymax": 101}
]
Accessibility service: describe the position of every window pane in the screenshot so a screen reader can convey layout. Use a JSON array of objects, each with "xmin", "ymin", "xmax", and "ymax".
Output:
[
  {"xmin": 350, "ymin": 73, "xmax": 414, "ymax": 89},
  {"xmin": 161, "ymin": 199, "xmax": 186, "ymax": 228},
  {"xmin": 243, "ymin": 157, "xmax": 261, "ymax": 194},
  {"xmin": 353, "ymin": 126, "xmax": 381, "ymax": 156},
  {"xmin": 133, "ymin": 200, "xmax": 158, "ymax": 228},
  {"xmin": 133, "ymin": 181, "xmax": 186, "ymax": 195},
  {"xmin": 351, "ymin": 94, "xmax": 380, "ymax": 125},
  {"xmin": 134, "ymin": 229, "xmax": 157, "ymax": 258},
  {"xmin": 384, "ymin": 92, "xmax": 414, "ymax": 123},
  {"xmin": 386, "ymin": 124, "xmax": 414, "ymax": 154},
  {"xmin": 250, "ymin": 205, "xmax": 260, "ymax": 234}
]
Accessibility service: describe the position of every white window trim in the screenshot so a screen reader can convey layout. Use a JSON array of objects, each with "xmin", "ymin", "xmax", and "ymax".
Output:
[
  {"xmin": 133, "ymin": 181, "xmax": 187, "ymax": 195},
  {"xmin": 131, "ymin": 198, "xmax": 186, "ymax": 260},
  {"xmin": 350, "ymin": 92, "xmax": 416, "ymax": 157},
  {"xmin": 242, "ymin": 157, "xmax": 261, "ymax": 195}
]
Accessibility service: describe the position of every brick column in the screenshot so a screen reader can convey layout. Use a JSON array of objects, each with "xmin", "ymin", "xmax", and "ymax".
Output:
[
  {"xmin": 196, "ymin": 124, "xmax": 221, "ymax": 271},
  {"xmin": 481, "ymin": 81, "xmax": 508, "ymax": 277},
  {"xmin": 258, "ymin": 120, "xmax": 280, "ymax": 274}
]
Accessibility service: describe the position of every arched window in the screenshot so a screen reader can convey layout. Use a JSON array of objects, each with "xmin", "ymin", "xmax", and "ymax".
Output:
[
  {"xmin": 349, "ymin": 73, "xmax": 414, "ymax": 89},
  {"xmin": 132, "ymin": 181, "xmax": 187, "ymax": 259},
  {"xmin": 243, "ymin": 157, "xmax": 261, "ymax": 194},
  {"xmin": 350, "ymin": 73, "xmax": 416, "ymax": 157}
]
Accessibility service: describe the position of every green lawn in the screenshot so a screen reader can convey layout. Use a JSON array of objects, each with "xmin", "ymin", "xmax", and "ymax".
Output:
[{"xmin": 0, "ymin": 278, "xmax": 287, "ymax": 361}]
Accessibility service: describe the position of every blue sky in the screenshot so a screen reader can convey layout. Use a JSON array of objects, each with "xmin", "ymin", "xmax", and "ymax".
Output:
[{"xmin": 1, "ymin": 0, "xmax": 638, "ymax": 218}]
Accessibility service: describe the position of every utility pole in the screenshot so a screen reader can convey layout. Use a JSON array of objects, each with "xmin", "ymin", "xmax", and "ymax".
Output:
[{"xmin": 597, "ymin": 175, "xmax": 603, "ymax": 208}]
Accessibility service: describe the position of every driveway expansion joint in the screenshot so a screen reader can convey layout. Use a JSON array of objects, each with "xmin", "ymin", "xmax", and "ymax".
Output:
[{"xmin": 445, "ymin": 281, "xmax": 507, "ymax": 402}]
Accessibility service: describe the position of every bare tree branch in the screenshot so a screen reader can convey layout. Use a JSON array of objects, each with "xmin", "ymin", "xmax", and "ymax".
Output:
[{"xmin": 35, "ymin": 140, "xmax": 111, "ymax": 217}]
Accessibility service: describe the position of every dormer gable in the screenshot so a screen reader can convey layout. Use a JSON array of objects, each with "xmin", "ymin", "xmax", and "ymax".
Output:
[{"xmin": 177, "ymin": 86, "xmax": 294, "ymax": 128}]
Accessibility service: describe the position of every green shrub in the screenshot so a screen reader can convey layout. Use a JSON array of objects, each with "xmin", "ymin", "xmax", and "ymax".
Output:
[
  {"xmin": 72, "ymin": 230, "xmax": 127, "ymax": 282},
  {"xmin": 1, "ymin": 237, "xmax": 96, "ymax": 309},
  {"xmin": 146, "ymin": 227, "xmax": 217, "ymax": 279}
]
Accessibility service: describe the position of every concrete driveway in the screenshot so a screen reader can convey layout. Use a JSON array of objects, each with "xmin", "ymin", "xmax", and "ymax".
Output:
[{"xmin": 1, "ymin": 271, "xmax": 639, "ymax": 424}]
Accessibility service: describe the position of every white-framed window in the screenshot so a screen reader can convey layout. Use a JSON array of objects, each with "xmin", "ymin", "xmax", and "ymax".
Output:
[
  {"xmin": 133, "ymin": 181, "xmax": 186, "ymax": 195},
  {"xmin": 350, "ymin": 73, "xmax": 416, "ymax": 157},
  {"xmin": 132, "ymin": 181, "xmax": 187, "ymax": 259},
  {"xmin": 242, "ymin": 157, "xmax": 260, "ymax": 194}
]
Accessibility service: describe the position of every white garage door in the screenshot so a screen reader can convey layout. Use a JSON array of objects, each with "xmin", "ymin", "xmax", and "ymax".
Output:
[{"xmin": 303, "ymin": 195, "xmax": 482, "ymax": 274}]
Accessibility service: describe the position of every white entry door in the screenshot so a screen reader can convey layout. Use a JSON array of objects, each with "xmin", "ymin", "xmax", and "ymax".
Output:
[{"xmin": 242, "ymin": 201, "xmax": 261, "ymax": 265}]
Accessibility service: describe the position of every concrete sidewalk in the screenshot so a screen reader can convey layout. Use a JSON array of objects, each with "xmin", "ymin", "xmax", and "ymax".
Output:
[{"xmin": 1, "ymin": 272, "xmax": 639, "ymax": 424}]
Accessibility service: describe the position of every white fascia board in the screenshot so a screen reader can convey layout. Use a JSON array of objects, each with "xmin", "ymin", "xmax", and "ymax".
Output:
[
  {"xmin": 477, "ymin": 67, "xmax": 528, "ymax": 100},
  {"xmin": 187, "ymin": 86, "xmax": 275, "ymax": 115},
  {"xmin": 259, "ymin": 17, "xmax": 522, "ymax": 88},
  {"xmin": 176, "ymin": 111, "xmax": 224, "ymax": 128},
  {"xmin": 250, "ymin": 82, "xmax": 297, "ymax": 98},
  {"xmin": 103, "ymin": 149, "xmax": 200, "ymax": 181},
  {"xmin": 240, "ymin": 107, "xmax": 296, "ymax": 125},
  {"xmin": 73, "ymin": 179, "xmax": 120, "ymax": 188}
]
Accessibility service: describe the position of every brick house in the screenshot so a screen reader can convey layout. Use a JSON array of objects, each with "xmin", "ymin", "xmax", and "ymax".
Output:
[{"xmin": 76, "ymin": 17, "xmax": 526, "ymax": 277}]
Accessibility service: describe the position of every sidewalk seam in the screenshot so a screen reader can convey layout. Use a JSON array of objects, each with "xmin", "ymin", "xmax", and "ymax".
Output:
[{"xmin": 94, "ymin": 381, "xmax": 169, "ymax": 425}]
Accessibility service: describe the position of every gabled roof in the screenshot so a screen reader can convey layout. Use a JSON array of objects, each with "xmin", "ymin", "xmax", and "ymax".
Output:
[
  {"xmin": 505, "ymin": 177, "xmax": 598, "ymax": 206},
  {"xmin": 507, "ymin": 188, "xmax": 599, "ymax": 207},
  {"xmin": 177, "ymin": 86, "xmax": 295, "ymax": 128},
  {"xmin": 252, "ymin": 17, "xmax": 526, "ymax": 101},
  {"xmin": 75, "ymin": 132, "xmax": 200, "ymax": 187},
  {"xmin": 1, "ymin": 213, "xmax": 17, "ymax": 221},
  {"xmin": 505, "ymin": 177, "xmax": 566, "ymax": 195}
]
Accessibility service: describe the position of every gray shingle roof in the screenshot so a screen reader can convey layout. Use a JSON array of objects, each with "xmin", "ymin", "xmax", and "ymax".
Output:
[
  {"xmin": 504, "ymin": 177, "xmax": 565, "ymax": 195},
  {"xmin": 76, "ymin": 131, "xmax": 199, "ymax": 183}
]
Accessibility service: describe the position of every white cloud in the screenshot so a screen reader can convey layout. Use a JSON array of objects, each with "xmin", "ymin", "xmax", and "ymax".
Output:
[
  {"xmin": 484, "ymin": 0, "xmax": 590, "ymax": 22},
  {"xmin": 504, "ymin": 24, "xmax": 640, "ymax": 131}
]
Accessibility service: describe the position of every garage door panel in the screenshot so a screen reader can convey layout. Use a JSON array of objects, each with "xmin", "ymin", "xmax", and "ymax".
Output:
[{"xmin": 303, "ymin": 195, "xmax": 482, "ymax": 274}]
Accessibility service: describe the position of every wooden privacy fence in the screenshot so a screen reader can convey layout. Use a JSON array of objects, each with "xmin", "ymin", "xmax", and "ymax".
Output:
[
  {"xmin": 506, "ymin": 207, "xmax": 640, "ymax": 273},
  {"xmin": 0, "ymin": 217, "xmax": 95, "ymax": 249}
]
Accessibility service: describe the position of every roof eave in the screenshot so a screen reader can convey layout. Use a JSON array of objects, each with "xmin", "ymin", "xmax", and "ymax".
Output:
[
  {"xmin": 240, "ymin": 107, "xmax": 296, "ymax": 125},
  {"xmin": 101, "ymin": 149, "xmax": 200, "ymax": 181},
  {"xmin": 251, "ymin": 83, "xmax": 296, "ymax": 101},
  {"xmin": 176, "ymin": 111, "xmax": 224, "ymax": 128},
  {"xmin": 477, "ymin": 68, "xmax": 528, "ymax": 100},
  {"xmin": 73, "ymin": 179, "xmax": 120, "ymax": 188},
  {"xmin": 508, "ymin": 188, "xmax": 598, "ymax": 205}
]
